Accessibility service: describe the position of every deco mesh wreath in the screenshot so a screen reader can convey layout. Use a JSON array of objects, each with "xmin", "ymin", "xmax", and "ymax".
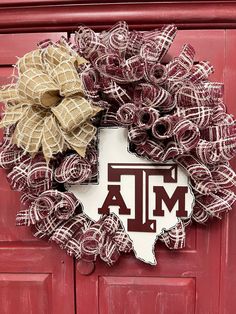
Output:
[{"xmin": 0, "ymin": 21, "xmax": 236, "ymax": 266}]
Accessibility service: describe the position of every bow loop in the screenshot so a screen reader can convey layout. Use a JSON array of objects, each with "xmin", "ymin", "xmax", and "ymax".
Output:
[{"xmin": 18, "ymin": 68, "xmax": 61, "ymax": 107}]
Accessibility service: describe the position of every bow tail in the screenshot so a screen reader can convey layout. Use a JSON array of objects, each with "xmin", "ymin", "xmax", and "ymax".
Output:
[
  {"xmin": 42, "ymin": 115, "xmax": 66, "ymax": 161},
  {"xmin": 63, "ymin": 122, "xmax": 97, "ymax": 157},
  {"xmin": 0, "ymin": 103, "xmax": 30, "ymax": 128},
  {"xmin": 12, "ymin": 106, "xmax": 45, "ymax": 154}
]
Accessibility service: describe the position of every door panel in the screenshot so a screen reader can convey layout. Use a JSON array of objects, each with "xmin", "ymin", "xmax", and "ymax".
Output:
[
  {"xmin": 0, "ymin": 32, "xmax": 75, "ymax": 314},
  {"xmin": 0, "ymin": 273, "xmax": 52, "ymax": 314},
  {"xmin": 75, "ymin": 30, "xmax": 225, "ymax": 314},
  {"xmin": 99, "ymin": 277, "xmax": 195, "ymax": 314},
  {"xmin": 0, "ymin": 247, "xmax": 74, "ymax": 314}
]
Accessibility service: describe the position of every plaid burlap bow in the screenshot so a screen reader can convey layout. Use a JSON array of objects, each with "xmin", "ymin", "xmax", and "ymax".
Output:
[{"xmin": 0, "ymin": 40, "xmax": 101, "ymax": 161}]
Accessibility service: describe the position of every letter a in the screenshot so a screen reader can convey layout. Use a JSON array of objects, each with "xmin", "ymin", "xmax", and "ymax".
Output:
[{"xmin": 98, "ymin": 185, "xmax": 131, "ymax": 215}]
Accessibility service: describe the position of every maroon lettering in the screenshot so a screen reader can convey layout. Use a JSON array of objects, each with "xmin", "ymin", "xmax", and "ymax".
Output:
[
  {"xmin": 153, "ymin": 186, "xmax": 188, "ymax": 217},
  {"xmin": 98, "ymin": 163, "xmax": 189, "ymax": 233},
  {"xmin": 98, "ymin": 185, "xmax": 130, "ymax": 215}
]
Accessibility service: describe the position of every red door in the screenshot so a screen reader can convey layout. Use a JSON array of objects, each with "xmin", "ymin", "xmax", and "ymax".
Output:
[{"xmin": 0, "ymin": 18, "xmax": 236, "ymax": 314}]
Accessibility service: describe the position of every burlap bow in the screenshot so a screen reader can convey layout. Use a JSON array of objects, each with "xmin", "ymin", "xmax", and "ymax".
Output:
[{"xmin": 0, "ymin": 40, "xmax": 101, "ymax": 160}]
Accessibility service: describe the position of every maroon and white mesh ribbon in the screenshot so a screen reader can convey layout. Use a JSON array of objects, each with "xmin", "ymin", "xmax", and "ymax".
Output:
[
  {"xmin": 152, "ymin": 115, "xmax": 179, "ymax": 140},
  {"xmin": 177, "ymin": 106, "xmax": 212, "ymax": 129},
  {"xmin": 210, "ymin": 163, "xmax": 236, "ymax": 188},
  {"xmin": 159, "ymin": 220, "xmax": 186, "ymax": 250},
  {"xmin": 27, "ymin": 160, "xmax": 53, "ymax": 195},
  {"xmin": 166, "ymin": 44, "xmax": 195, "ymax": 79},
  {"xmin": 76, "ymin": 26, "xmax": 105, "ymax": 59},
  {"xmin": 175, "ymin": 85, "xmax": 210, "ymax": 108},
  {"xmin": 54, "ymin": 154, "xmax": 92, "ymax": 184},
  {"xmin": 162, "ymin": 141, "xmax": 184, "ymax": 161},
  {"xmin": 176, "ymin": 154, "xmax": 212, "ymax": 181},
  {"xmin": 128, "ymin": 126, "xmax": 148, "ymax": 146},
  {"xmin": 100, "ymin": 21, "xmax": 129, "ymax": 57},
  {"xmin": 7, "ymin": 157, "xmax": 32, "ymax": 192},
  {"xmin": 201, "ymin": 123, "xmax": 236, "ymax": 141},
  {"xmin": 100, "ymin": 78, "xmax": 131, "ymax": 106},
  {"xmin": 81, "ymin": 67, "xmax": 102, "ymax": 103},
  {"xmin": 174, "ymin": 120, "xmax": 200, "ymax": 151},
  {"xmin": 135, "ymin": 139, "xmax": 164, "ymax": 162},
  {"xmin": 64, "ymin": 232, "xmax": 83, "ymax": 258},
  {"xmin": 7, "ymin": 156, "xmax": 53, "ymax": 196},
  {"xmin": 142, "ymin": 24, "xmax": 177, "ymax": 62},
  {"xmin": 80, "ymin": 221, "xmax": 106, "ymax": 262},
  {"xmin": 192, "ymin": 203, "xmax": 210, "ymax": 224},
  {"xmin": 33, "ymin": 214, "xmax": 62, "ymax": 237},
  {"xmin": 191, "ymin": 178, "xmax": 218, "ymax": 195},
  {"xmin": 135, "ymin": 107, "xmax": 160, "ymax": 130},
  {"xmin": 194, "ymin": 189, "xmax": 236, "ymax": 218},
  {"xmin": 50, "ymin": 213, "xmax": 92, "ymax": 247},
  {"xmin": 102, "ymin": 213, "xmax": 121, "ymax": 235},
  {"xmin": 144, "ymin": 63, "xmax": 167, "ymax": 86},
  {"xmin": 116, "ymin": 103, "xmax": 138, "ymax": 126},
  {"xmin": 0, "ymin": 146, "xmax": 27, "ymax": 169},
  {"xmin": 133, "ymin": 83, "xmax": 173, "ymax": 109},
  {"xmin": 94, "ymin": 54, "xmax": 145, "ymax": 84},
  {"xmin": 112, "ymin": 229, "xmax": 133, "ymax": 253},
  {"xmin": 100, "ymin": 237, "xmax": 120, "ymax": 266},
  {"xmin": 57, "ymin": 213, "xmax": 133, "ymax": 265},
  {"xmin": 188, "ymin": 61, "xmax": 214, "ymax": 83},
  {"xmin": 16, "ymin": 190, "xmax": 79, "ymax": 226}
]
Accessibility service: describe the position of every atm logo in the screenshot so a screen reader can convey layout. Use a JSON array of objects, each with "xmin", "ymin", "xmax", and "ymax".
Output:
[{"xmin": 98, "ymin": 163, "xmax": 189, "ymax": 233}]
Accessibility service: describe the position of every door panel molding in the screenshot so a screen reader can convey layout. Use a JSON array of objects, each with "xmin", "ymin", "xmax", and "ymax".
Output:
[
  {"xmin": 1, "ymin": 2, "xmax": 236, "ymax": 33},
  {"xmin": 1, "ymin": 0, "xmax": 235, "ymax": 6}
]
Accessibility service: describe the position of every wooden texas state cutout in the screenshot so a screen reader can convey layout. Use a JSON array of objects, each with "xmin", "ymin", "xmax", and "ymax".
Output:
[{"xmin": 69, "ymin": 128, "xmax": 194, "ymax": 265}]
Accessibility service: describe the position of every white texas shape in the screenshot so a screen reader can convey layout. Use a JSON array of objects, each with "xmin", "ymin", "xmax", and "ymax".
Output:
[{"xmin": 69, "ymin": 128, "xmax": 194, "ymax": 265}]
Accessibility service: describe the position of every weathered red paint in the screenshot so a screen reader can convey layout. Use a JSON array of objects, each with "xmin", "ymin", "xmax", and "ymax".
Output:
[
  {"xmin": 0, "ymin": 32, "xmax": 74, "ymax": 314},
  {"xmin": 0, "ymin": 2, "xmax": 235, "ymax": 314},
  {"xmin": 0, "ymin": 33, "xmax": 67, "ymax": 65},
  {"xmin": 1, "ymin": 2, "xmax": 236, "ymax": 33}
]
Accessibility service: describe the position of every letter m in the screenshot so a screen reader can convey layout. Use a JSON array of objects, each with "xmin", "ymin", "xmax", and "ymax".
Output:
[{"xmin": 153, "ymin": 186, "xmax": 188, "ymax": 217}]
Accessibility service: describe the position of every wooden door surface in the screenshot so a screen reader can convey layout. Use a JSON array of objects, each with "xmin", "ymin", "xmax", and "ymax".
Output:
[
  {"xmin": 0, "ymin": 2, "xmax": 236, "ymax": 314},
  {"xmin": 0, "ymin": 33, "xmax": 75, "ymax": 314}
]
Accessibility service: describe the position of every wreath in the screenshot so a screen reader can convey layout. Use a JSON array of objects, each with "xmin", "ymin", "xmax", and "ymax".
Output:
[{"xmin": 0, "ymin": 21, "xmax": 235, "ymax": 267}]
